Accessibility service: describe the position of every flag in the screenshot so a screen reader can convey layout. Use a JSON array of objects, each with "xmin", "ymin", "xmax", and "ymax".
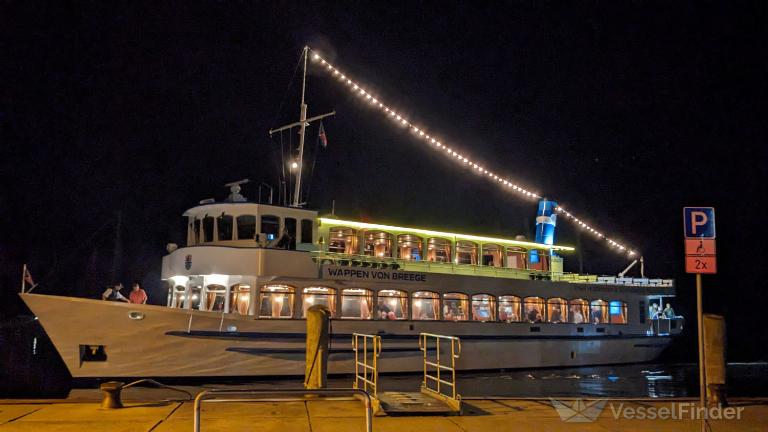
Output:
[
  {"xmin": 318, "ymin": 121, "xmax": 328, "ymax": 148},
  {"xmin": 23, "ymin": 266, "xmax": 34, "ymax": 286}
]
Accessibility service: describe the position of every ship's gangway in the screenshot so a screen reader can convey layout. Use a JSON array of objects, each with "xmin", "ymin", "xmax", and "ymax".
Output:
[{"xmin": 352, "ymin": 332, "xmax": 462, "ymax": 415}]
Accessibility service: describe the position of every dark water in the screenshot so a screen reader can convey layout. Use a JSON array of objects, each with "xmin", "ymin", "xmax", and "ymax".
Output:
[{"xmin": 2, "ymin": 317, "xmax": 767, "ymax": 399}]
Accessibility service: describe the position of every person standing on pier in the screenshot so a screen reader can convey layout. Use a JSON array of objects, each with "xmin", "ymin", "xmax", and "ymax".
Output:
[{"xmin": 129, "ymin": 281, "xmax": 148, "ymax": 304}]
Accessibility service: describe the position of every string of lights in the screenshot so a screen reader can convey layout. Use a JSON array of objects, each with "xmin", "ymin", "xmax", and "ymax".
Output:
[{"xmin": 309, "ymin": 50, "xmax": 637, "ymax": 257}]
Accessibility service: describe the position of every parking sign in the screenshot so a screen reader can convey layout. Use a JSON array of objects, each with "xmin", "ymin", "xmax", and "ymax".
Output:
[
  {"xmin": 683, "ymin": 207, "xmax": 716, "ymax": 274},
  {"xmin": 684, "ymin": 207, "xmax": 716, "ymax": 238}
]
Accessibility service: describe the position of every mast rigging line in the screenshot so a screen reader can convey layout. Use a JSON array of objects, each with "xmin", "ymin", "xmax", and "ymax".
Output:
[{"xmin": 307, "ymin": 47, "xmax": 638, "ymax": 258}]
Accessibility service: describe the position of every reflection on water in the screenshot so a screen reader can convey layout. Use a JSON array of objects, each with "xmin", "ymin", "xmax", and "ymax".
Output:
[
  {"xmin": 369, "ymin": 362, "xmax": 767, "ymax": 398},
  {"xmin": 2, "ymin": 319, "xmax": 767, "ymax": 398}
]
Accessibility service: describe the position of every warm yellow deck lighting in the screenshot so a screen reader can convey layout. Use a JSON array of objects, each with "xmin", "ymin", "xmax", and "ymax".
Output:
[{"xmin": 319, "ymin": 217, "xmax": 575, "ymax": 252}]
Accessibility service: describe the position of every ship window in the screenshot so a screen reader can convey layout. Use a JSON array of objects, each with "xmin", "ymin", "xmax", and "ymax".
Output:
[
  {"xmin": 443, "ymin": 293, "xmax": 469, "ymax": 321},
  {"xmin": 506, "ymin": 247, "xmax": 527, "ymax": 269},
  {"xmin": 568, "ymin": 299, "xmax": 589, "ymax": 324},
  {"xmin": 301, "ymin": 219, "xmax": 313, "ymax": 243},
  {"xmin": 529, "ymin": 250, "xmax": 550, "ymax": 271},
  {"xmin": 237, "ymin": 215, "xmax": 256, "ymax": 240},
  {"xmin": 202, "ymin": 216, "xmax": 214, "ymax": 242},
  {"xmin": 283, "ymin": 217, "xmax": 297, "ymax": 249},
  {"xmin": 172, "ymin": 285, "xmax": 186, "ymax": 308},
  {"xmin": 259, "ymin": 285, "xmax": 295, "ymax": 318},
  {"xmin": 329, "ymin": 227, "xmax": 358, "ymax": 255},
  {"xmin": 261, "ymin": 215, "xmax": 280, "ymax": 241},
  {"xmin": 471, "ymin": 294, "xmax": 496, "ymax": 322},
  {"xmin": 412, "ymin": 291, "xmax": 439, "ymax": 320},
  {"xmin": 190, "ymin": 286, "xmax": 202, "ymax": 310},
  {"xmin": 426, "ymin": 237, "xmax": 451, "ymax": 263},
  {"xmin": 609, "ymin": 300, "xmax": 628, "ymax": 324},
  {"xmin": 456, "ymin": 241, "xmax": 478, "ymax": 265},
  {"xmin": 341, "ymin": 288, "xmax": 373, "ymax": 320},
  {"xmin": 397, "ymin": 234, "xmax": 423, "ymax": 261},
  {"xmin": 481, "ymin": 244, "xmax": 503, "ymax": 267},
  {"xmin": 193, "ymin": 219, "xmax": 201, "ymax": 244},
  {"xmin": 523, "ymin": 296, "xmax": 545, "ymax": 323},
  {"xmin": 363, "ymin": 231, "xmax": 393, "ymax": 258},
  {"xmin": 302, "ymin": 286, "xmax": 337, "ymax": 317},
  {"xmin": 230, "ymin": 284, "xmax": 251, "ymax": 315},
  {"xmin": 499, "ymin": 295, "xmax": 522, "ymax": 322},
  {"xmin": 547, "ymin": 298, "xmax": 568, "ymax": 323},
  {"xmin": 217, "ymin": 214, "xmax": 233, "ymax": 241},
  {"xmin": 590, "ymin": 300, "xmax": 608, "ymax": 324},
  {"xmin": 377, "ymin": 289, "xmax": 408, "ymax": 320},
  {"xmin": 204, "ymin": 284, "xmax": 226, "ymax": 312}
]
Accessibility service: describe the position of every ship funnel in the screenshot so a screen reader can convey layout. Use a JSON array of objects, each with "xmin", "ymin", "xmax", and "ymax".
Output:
[{"xmin": 531, "ymin": 199, "xmax": 557, "ymax": 264}]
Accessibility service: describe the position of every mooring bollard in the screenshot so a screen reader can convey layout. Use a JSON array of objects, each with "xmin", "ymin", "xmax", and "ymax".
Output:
[
  {"xmin": 305, "ymin": 305, "xmax": 330, "ymax": 389},
  {"xmin": 100, "ymin": 381, "xmax": 125, "ymax": 409},
  {"xmin": 704, "ymin": 314, "xmax": 727, "ymax": 407}
]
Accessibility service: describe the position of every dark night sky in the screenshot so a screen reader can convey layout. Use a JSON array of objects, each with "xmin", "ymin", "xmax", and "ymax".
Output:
[{"xmin": 1, "ymin": 2, "xmax": 767, "ymax": 360}]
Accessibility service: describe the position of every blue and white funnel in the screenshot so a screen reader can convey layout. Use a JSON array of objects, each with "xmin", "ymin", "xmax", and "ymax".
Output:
[{"xmin": 530, "ymin": 199, "xmax": 557, "ymax": 263}]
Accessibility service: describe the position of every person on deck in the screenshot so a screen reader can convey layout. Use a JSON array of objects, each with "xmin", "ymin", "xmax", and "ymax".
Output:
[
  {"xmin": 663, "ymin": 303, "xmax": 676, "ymax": 318},
  {"xmin": 102, "ymin": 283, "xmax": 129, "ymax": 302},
  {"xmin": 129, "ymin": 281, "xmax": 148, "ymax": 304}
]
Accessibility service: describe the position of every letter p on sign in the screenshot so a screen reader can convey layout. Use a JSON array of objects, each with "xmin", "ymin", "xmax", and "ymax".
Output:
[{"xmin": 684, "ymin": 207, "xmax": 716, "ymax": 239}]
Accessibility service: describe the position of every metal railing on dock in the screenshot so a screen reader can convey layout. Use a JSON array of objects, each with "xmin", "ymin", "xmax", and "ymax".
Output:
[
  {"xmin": 352, "ymin": 333, "xmax": 382, "ymax": 398},
  {"xmin": 419, "ymin": 333, "xmax": 461, "ymax": 411},
  {"xmin": 193, "ymin": 388, "xmax": 373, "ymax": 432}
]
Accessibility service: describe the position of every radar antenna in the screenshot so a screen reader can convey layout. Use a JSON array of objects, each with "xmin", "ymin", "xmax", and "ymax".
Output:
[{"xmin": 224, "ymin": 179, "xmax": 250, "ymax": 202}]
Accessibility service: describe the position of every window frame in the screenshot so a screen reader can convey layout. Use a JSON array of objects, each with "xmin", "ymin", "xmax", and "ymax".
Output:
[
  {"xmin": 609, "ymin": 300, "xmax": 628, "ymax": 324},
  {"xmin": 590, "ymin": 299, "xmax": 609, "ymax": 324},
  {"xmin": 523, "ymin": 296, "xmax": 546, "ymax": 323},
  {"xmin": 301, "ymin": 286, "xmax": 337, "ymax": 318},
  {"xmin": 217, "ymin": 214, "xmax": 234, "ymax": 241},
  {"xmin": 443, "ymin": 292, "xmax": 469, "ymax": 321},
  {"xmin": 568, "ymin": 299, "xmax": 589, "ymax": 324},
  {"xmin": 471, "ymin": 294, "xmax": 497, "ymax": 322},
  {"xmin": 412, "ymin": 290, "xmax": 440, "ymax": 321},
  {"xmin": 258, "ymin": 284, "xmax": 296, "ymax": 319},
  {"xmin": 498, "ymin": 295, "xmax": 522, "ymax": 322},
  {"xmin": 376, "ymin": 289, "xmax": 408, "ymax": 320},
  {"xmin": 236, "ymin": 215, "xmax": 256, "ymax": 240},
  {"xmin": 340, "ymin": 288, "xmax": 374, "ymax": 320},
  {"xmin": 546, "ymin": 297, "xmax": 569, "ymax": 323}
]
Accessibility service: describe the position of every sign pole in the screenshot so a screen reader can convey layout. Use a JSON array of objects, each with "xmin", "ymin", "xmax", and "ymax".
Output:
[
  {"xmin": 683, "ymin": 206, "xmax": 715, "ymax": 432},
  {"xmin": 696, "ymin": 273, "xmax": 706, "ymax": 430}
]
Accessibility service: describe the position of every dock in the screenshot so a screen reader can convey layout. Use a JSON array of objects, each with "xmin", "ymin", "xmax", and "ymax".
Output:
[{"xmin": 2, "ymin": 388, "xmax": 767, "ymax": 431}]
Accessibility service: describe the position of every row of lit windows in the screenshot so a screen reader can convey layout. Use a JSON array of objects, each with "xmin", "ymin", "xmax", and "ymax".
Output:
[
  {"xmin": 327, "ymin": 227, "xmax": 545, "ymax": 269},
  {"xmin": 189, "ymin": 215, "xmax": 313, "ymax": 245},
  {"xmin": 174, "ymin": 284, "xmax": 628, "ymax": 324}
]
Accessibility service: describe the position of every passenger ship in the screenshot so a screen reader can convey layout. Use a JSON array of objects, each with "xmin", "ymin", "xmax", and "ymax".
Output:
[
  {"xmin": 20, "ymin": 48, "xmax": 683, "ymax": 378},
  {"xmin": 21, "ymin": 183, "xmax": 683, "ymax": 377}
]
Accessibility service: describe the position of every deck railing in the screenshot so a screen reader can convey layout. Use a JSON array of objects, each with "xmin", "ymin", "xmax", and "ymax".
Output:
[
  {"xmin": 352, "ymin": 333, "xmax": 382, "ymax": 398},
  {"xmin": 193, "ymin": 388, "xmax": 373, "ymax": 432},
  {"xmin": 310, "ymin": 251, "xmax": 672, "ymax": 287},
  {"xmin": 419, "ymin": 333, "xmax": 461, "ymax": 411}
]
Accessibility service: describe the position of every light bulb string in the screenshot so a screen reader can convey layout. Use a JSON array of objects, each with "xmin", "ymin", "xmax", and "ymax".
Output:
[{"xmin": 309, "ymin": 49, "xmax": 637, "ymax": 257}]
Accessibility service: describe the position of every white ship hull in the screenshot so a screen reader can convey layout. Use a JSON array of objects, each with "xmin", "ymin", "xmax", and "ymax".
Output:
[{"xmin": 21, "ymin": 293, "xmax": 675, "ymax": 378}]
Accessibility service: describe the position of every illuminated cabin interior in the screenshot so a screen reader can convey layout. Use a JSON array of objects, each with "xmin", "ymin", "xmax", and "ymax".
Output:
[
  {"xmin": 316, "ymin": 217, "xmax": 575, "ymax": 278},
  {"xmin": 167, "ymin": 278, "xmax": 649, "ymax": 327}
]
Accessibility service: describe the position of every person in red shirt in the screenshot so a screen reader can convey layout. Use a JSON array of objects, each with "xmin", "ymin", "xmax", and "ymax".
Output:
[{"xmin": 129, "ymin": 281, "xmax": 148, "ymax": 304}]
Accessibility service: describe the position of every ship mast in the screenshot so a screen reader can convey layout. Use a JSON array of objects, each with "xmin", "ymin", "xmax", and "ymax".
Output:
[{"xmin": 269, "ymin": 46, "xmax": 335, "ymax": 207}]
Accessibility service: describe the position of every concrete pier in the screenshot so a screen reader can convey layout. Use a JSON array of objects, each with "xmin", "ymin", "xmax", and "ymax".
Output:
[{"xmin": 1, "ymin": 390, "xmax": 766, "ymax": 431}]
